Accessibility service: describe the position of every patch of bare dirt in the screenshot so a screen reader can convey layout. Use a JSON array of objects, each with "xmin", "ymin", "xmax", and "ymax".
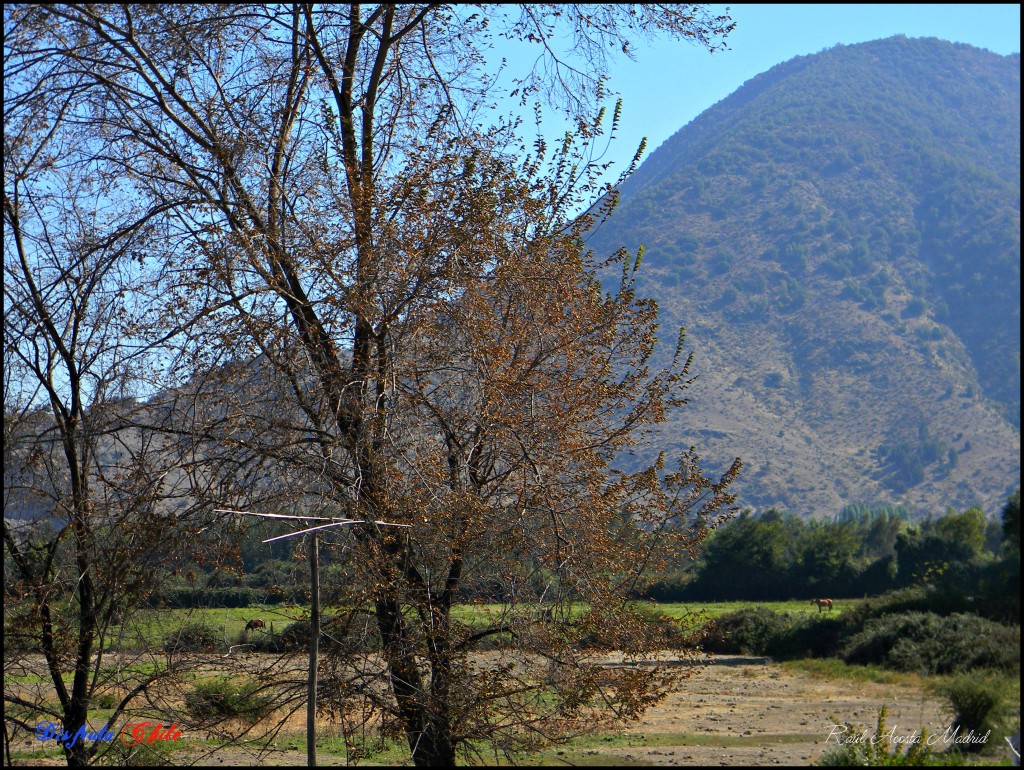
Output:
[{"xmin": 568, "ymin": 655, "xmax": 952, "ymax": 766}]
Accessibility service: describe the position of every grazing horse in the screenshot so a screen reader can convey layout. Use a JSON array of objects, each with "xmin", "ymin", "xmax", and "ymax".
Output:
[
  {"xmin": 244, "ymin": 619, "xmax": 266, "ymax": 632},
  {"xmin": 811, "ymin": 598, "xmax": 833, "ymax": 613}
]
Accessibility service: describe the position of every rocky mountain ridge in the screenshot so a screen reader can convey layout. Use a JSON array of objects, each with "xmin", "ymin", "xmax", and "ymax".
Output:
[{"xmin": 588, "ymin": 36, "xmax": 1020, "ymax": 517}]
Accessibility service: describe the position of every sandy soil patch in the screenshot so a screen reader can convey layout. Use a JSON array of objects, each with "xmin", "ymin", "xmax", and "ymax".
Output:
[{"xmin": 559, "ymin": 655, "xmax": 952, "ymax": 766}]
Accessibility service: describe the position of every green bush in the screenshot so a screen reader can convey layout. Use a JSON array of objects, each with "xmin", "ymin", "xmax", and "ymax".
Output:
[
  {"xmin": 845, "ymin": 583, "xmax": 1010, "ymax": 623},
  {"xmin": 704, "ymin": 607, "xmax": 792, "ymax": 655},
  {"xmin": 163, "ymin": 621, "xmax": 221, "ymax": 654},
  {"xmin": 184, "ymin": 677, "xmax": 276, "ymax": 724},
  {"xmin": 841, "ymin": 612, "xmax": 1019, "ymax": 674},
  {"xmin": 277, "ymin": 614, "xmax": 378, "ymax": 654},
  {"xmin": 703, "ymin": 602, "xmax": 1020, "ymax": 674},
  {"xmin": 935, "ymin": 671, "xmax": 1013, "ymax": 752},
  {"xmin": 702, "ymin": 607, "xmax": 845, "ymax": 659},
  {"xmin": 92, "ymin": 693, "xmax": 116, "ymax": 710},
  {"xmin": 845, "ymin": 586, "xmax": 935, "ymax": 621}
]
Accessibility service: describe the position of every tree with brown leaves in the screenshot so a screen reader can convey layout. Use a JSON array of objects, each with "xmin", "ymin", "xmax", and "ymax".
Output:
[{"xmin": 4, "ymin": 5, "xmax": 739, "ymax": 765}]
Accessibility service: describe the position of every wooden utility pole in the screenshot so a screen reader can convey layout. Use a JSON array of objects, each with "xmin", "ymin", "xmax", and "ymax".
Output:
[
  {"xmin": 307, "ymin": 531, "xmax": 319, "ymax": 766},
  {"xmin": 212, "ymin": 509, "xmax": 410, "ymax": 769}
]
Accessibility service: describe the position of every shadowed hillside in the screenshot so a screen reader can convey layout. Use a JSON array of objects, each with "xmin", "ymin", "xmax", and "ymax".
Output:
[{"xmin": 588, "ymin": 36, "xmax": 1020, "ymax": 517}]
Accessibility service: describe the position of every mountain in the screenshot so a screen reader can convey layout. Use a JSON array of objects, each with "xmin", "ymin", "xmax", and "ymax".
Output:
[{"xmin": 588, "ymin": 36, "xmax": 1020, "ymax": 518}]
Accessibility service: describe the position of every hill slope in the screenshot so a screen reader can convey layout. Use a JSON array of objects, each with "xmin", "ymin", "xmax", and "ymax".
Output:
[{"xmin": 589, "ymin": 36, "xmax": 1020, "ymax": 517}]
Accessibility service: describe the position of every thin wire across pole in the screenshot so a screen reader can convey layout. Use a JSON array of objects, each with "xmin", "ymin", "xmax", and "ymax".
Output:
[{"xmin": 212, "ymin": 508, "xmax": 411, "ymax": 767}]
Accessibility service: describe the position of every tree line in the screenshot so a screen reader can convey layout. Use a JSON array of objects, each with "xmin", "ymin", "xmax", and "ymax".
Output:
[{"xmin": 645, "ymin": 490, "xmax": 1020, "ymax": 616}]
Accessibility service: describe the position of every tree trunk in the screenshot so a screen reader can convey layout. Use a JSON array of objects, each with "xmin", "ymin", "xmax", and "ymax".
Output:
[
  {"xmin": 374, "ymin": 597, "xmax": 457, "ymax": 766},
  {"xmin": 62, "ymin": 705, "xmax": 90, "ymax": 767},
  {"xmin": 411, "ymin": 721, "xmax": 456, "ymax": 768}
]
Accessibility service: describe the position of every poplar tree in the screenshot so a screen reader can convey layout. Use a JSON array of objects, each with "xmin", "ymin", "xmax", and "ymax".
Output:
[{"xmin": 4, "ymin": 6, "xmax": 739, "ymax": 765}]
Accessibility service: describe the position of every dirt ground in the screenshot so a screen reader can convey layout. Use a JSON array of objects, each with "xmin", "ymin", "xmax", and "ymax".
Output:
[
  {"xmin": 189, "ymin": 654, "xmax": 955, "ymax": 766},
  {"xmin": 8, "ymin": 654, "xmax": 956, "ymax": 766},
  {"xmin": 555, "ymin": 654, "xmax": 954, "ymax": 766}
]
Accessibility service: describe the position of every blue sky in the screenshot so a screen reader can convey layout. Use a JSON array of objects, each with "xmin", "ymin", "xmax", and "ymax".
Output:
[{"xmin": 511, "ymin": 3, "xmax": 1021, "ymax": 179}]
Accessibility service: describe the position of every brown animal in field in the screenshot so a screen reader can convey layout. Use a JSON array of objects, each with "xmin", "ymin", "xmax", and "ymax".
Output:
[
  {"xmin": 244, "ymin": 619, "xmax": 266, "ymax": 632},
  {"xmin": 811, "ymin": 598, "xmax": 833, "ymax": 613}
]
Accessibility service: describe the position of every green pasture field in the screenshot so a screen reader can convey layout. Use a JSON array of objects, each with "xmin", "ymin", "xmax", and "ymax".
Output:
[
  {"xmin": 101, "ymin": 604, "xmax": 309, "ymax": 651},
  {"xmin": 452, "ymin": 598, "xmax": 864, "ymax": 625},
  {"xmin": 3, "ymin": 599, "xmax": 868, "ymax": 655},
  {"xmin": 649, "ymin": 597, "xmax": 865, "ymax": 619},
  {"xmin": 98, "ymin": 598, "xmax": 865, "ymax": 652}
]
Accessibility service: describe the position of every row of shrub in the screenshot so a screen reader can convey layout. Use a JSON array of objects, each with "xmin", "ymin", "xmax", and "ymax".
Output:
[
  {"xmin": 163, "ymin": 613, "xmax": 381, "ymax": 656},
  {"xmin": 700, "ymin": 586, "xmax": 1020, "ymax": 675},
  {"xmin": 147, "ymin": 586, "xmax": 288, "ymax": 609}
]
